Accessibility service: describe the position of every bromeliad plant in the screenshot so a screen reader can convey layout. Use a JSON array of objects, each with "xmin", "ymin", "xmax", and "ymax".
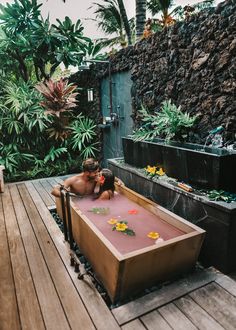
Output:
[
  {"xmin": 131, "ymin": 100, "xmax": 197, "ymax": 142},
  {"xmin": 36, "ymin": 78, "xmax": 98, "ymax": 155},
  {"xmin": 35, "ymin": 78, "xmax": 78, "ymax": 117}
]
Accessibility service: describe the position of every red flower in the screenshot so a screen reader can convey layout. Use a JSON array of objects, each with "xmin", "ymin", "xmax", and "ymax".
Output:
[
  {"xmin": 99, "ymin": 175, "xmax": 105, "ymax": 185},
  {"xmin": 128, "ymin": 209, "xmax": 138, "ymax": 215}
]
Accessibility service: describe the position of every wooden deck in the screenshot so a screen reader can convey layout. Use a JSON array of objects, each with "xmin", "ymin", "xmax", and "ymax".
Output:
[{"xmin": 1, "ymin": 177, "xmax": 236, "ymax": 330}]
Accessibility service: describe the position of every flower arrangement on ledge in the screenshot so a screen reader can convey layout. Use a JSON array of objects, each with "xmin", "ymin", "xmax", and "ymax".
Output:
[
  {"xmin": 108, "ymin": 219, "xmax": 135, "ymax": 236},
  {"xmin": 145, "ymin": 165, "xmax": 165, "ymax": 179}
]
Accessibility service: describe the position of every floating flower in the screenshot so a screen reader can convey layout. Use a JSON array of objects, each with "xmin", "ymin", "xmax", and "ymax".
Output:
[
  {"xmin": 108, "ymin": 218, "xmax": 117, "ymax": 225},
  {"xmin": 128, "ymin": 209, "xmax": 138, "ymax": 215},
  {"xmin": 111, "ymin": 221, "xmax": 135, "ymax": 236},
  {"xmin": 147, "ymin": 232, "xmax": 160, "ymax": 239},
  {"xmin": 116, "ymin": 223, "xmax": 128, "ymax": 231},
  {"xmin": 88, "ymin": 207, "xmax": 110, "ymax": 215}
]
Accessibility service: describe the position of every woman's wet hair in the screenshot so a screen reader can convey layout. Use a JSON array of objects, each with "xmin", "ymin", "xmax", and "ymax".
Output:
[
  {"xmin": 82, "ymin": 158, "xmax": 99, "ymax": 172},
  {"xmin": 98, "ymin": 168, "xmax": 115, "ymax": 195}
]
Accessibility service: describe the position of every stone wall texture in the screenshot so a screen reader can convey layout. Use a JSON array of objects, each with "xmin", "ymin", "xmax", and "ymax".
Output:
[{"xmin": 73, "ymin": 0, "xmax": 235, "ymax": 144}]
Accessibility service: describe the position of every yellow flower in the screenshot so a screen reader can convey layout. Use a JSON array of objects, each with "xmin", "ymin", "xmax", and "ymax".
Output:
[
  {"xmin": 156, "ymin": 168, "xmax": 165, "ymax": 176},
  {"xmin": 147, "ymin": 232, "xmax": 160, "ymax": 239},
  {"xmin": 116, "ymin": 223, "xmax": 128, "ymax": 231},
  {"xmin": 146, "ymin": 165, "xmax": 157, "ymax": 175},
  {"xmin": 108, "ymin": 218, "xmax": 117, "ymax": 225}
]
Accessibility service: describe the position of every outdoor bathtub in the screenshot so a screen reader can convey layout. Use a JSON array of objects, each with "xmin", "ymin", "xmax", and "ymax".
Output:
[{"xmin": 56, "ymin": 184, "xmax": 205, "ymax": 303}]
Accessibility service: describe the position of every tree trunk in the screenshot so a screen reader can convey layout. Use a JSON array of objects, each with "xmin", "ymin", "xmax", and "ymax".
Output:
[
  {"xmin": 136, "ymin": 0, "xmax": 147, "ymax": 41},
  {"xmin": 117, "ymin": 0, "xmax": 132, "ymax": 45},
  {"xmin": 14, "ymin": 51, "xmax": 29, "ymax": 82}
]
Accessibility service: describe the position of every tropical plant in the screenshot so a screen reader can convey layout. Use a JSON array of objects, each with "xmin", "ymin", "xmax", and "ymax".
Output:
[
  {"xmin": 147, "ymin": 0, "xmax": 180, "ymax": 27},
  {"xmin": 116, "ymin": 0, "xmax": 132, "ymax": 45},
  {"xmin": 0, "ymin": 78, "xmax": 99, "ymax": 182},
  {"xmin": 35, "ymin": 78, "xmax": 78, "ymax": 117},
  {"xmin": 83, "ymin": 39, "xmax": 108, "ymax": 61},
  {"xmin": 204, "ymin": 190, "xmax": 236, "ymax": 203},
  {"xmin": 147, "ymin": 0, "xmax": 214, "ymax": 27},
  {"xmin": 89, "ymin": 0, "xmax": 134, "ymax": 47},
  {"xmin": 131, "ymin": 100, "xmax": 197, "ymax": 142},
  {"xmin": 0, "ymin": 81, "xmax": 50, "ymax": 146},
  {"xmin": 0, "ymin": 0, "xmax": 90, "ymax": 81},
  {"xmin": 70, "ymin": 114, "xmax": 98, "ymax": 158}
]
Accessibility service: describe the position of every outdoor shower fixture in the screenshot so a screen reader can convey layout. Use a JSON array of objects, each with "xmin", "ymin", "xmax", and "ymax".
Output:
[
  {"xmin": 87, "ymin": 88, "xmax": 94, "ymax": 102},
  {"xmin": 78, "ymin": 59, "xmax": 115, "ymax": 124}
]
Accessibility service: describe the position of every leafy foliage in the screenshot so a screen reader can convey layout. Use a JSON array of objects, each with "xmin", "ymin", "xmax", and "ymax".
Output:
[
  {"xmin": 35, "ymin": 78, "xmax": 78, "ymax": 117},
  {"xmin": 0, "ymin": 79, "xmax": 99, "ymax": 182},
  {"xmin": 147, "ymin": 0, "xmax": 215, "ymax": 29},
  {"xmin": 131, "ymin": 100, "xmax": 197, "ymax": 142},
  {"xmin": 89, "ymin": 0, "xmax": 135, "ymax": 47},
  {"xmin": 203, "ymin": 190, "xmax": 236, "ymax": 203},
  {"xmin": 70, "ymin": 114, "xmax": 98, "ymax": 158},
  {"xmin": 0, "ymin": 0, "xmax": 92, "ymax": 81}
]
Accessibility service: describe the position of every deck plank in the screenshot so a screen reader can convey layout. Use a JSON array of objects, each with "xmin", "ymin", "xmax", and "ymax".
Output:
[
  {"xmin": 0, "ymin": 194, "xmax": 21, "ymax": 330},
  {"xmin": 9, "ymin": 184, "xmax": 69, "ymax": 330},
  {"xmin": 121, "ymin": 319, "xmax": 146, "ymax": 330},
  {"xmin": 175, "ymin": 295, "xmax": 224, "ymax": 330},
  {"xmin": 25, "ymin": 181, "xmax": 120, "ymax": 330},
  {"xmin": 141, "ymin": 310, "xmax": 172, "ymax": 330},
  {"xmin": 215, "ymin": 271, "xmax": 236, "ymax": 297},
  {"xmin": 17, "ymin": 183, "xmax": 95, "ymax": 330},
  {"xmin": 32, "ymin": 180, "xmax": 55, "ymax": 207},
  {"xmin": 40, "ymin": 179, "xmax": 55, "ymax": 201},
  {"xmin": 158, "ymin": 303, "xmax": 197, "ymax": 330},
  {"xmin": 112, "ymin": 267, "xmax": 216, "ymax": 325},
  {"xmin": 2, "ymin": 186, "xmax": 45, "ymax": 330},
  {"xmin": 190, "ymin": 282, "xmax": 236, "ymax": 330}
]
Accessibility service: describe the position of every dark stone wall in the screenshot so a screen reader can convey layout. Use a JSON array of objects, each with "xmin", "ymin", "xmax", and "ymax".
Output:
[{"xmin": 108, "ymin": 0, "xmax": 236, "ymax": 144}]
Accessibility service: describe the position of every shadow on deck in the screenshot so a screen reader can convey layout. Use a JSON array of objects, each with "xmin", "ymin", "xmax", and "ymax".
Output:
[{"xmin": 1, "ymin": 177, "xmax": 236, "ymax": 329}]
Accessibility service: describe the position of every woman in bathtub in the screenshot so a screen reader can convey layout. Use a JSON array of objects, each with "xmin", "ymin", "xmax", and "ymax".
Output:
[{"xmin": 95, "ymin": 168, "xmax": 115, "ymax": 200}]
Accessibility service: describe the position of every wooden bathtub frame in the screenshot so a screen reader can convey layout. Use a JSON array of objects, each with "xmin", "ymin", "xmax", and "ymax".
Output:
[{"xmin": 56, "ymin": 184, "xmax": 205, "ymax": 303}]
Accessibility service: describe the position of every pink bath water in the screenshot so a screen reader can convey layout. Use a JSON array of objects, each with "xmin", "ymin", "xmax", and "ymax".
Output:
[{"xmin": 71, "ymin": 193, "xmax": 185, "ymax": 255}]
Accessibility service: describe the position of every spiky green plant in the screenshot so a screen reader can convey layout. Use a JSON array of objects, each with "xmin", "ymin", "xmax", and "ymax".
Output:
[
  {"xmin": 70, "ymin": 114, "xmax": 98, "ymax": 159},
  {"xmin": 131, "ymin": 100, "xmax": 197, "ymax": 142}
]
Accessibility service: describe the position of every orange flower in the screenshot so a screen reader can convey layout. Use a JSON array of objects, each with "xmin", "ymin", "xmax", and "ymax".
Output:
[
  {"xmin": 128, "ymin": 209, "xmax": 138, "ymax": 215},
  {"xmin": 108, "ymin": 218, "xmax": 117, "ymax": 225},
  {"xmin": 116, "ymin": 223, "xmax": 128, "ymax": 231},
  {"xmin": 147, "ymin": 232, "xmax": 160, "ymax": 239}
]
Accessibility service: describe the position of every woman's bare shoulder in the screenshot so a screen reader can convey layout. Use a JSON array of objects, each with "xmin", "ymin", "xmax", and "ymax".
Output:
[{"xmin": 98, "ymin": 190, "xmax": 113, "ymax": 200}]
